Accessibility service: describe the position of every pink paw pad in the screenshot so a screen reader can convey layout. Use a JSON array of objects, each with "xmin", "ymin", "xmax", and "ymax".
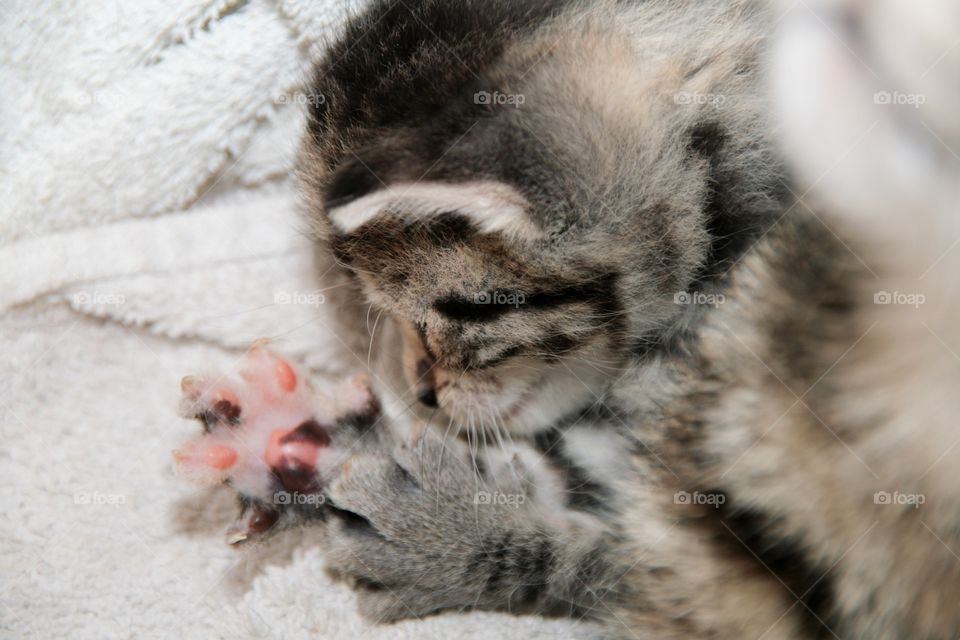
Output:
[
  {"xmin": 174, "ymin": 342, "xmax": 379, "ymax": 545},
  {"xmin": 264, "ymin": 420, "xmax": 331, "ymax": 493}
]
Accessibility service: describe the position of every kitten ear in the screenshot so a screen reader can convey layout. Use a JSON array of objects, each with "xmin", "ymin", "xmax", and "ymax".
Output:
[{"xmin": 325, "ymin": 180, "xmax": 543, "ymax": 241}]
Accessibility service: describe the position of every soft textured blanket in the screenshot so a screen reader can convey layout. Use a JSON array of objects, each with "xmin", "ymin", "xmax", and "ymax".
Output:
[{"xmin": 0, "ymin": 1, "xmax": 588, "ymax": 637}]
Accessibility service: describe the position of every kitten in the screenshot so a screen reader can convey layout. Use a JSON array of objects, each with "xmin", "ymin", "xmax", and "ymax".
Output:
[
  {"xmin": 298, "ymin": 0, "xmax": 808, "ymax": 633},
  {"xmin": 178, "ymin": 0, "xmax": 960, "ymax": 636}
]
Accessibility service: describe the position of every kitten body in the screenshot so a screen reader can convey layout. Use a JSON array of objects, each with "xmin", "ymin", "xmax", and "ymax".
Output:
[{"xmin": 297, "ymin": 0, "xmax": 960, "ymax": 637}]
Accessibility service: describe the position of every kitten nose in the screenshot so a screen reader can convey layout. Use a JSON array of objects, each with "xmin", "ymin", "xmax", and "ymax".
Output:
[{"xmin": 416, "ymin": 385, "xmax": 438, "ymax": 408}]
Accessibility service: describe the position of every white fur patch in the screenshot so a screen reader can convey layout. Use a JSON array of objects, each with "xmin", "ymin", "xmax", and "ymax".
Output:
[
  {"xmin": 328, "ymin": 181, "xmax": 543, "ymax": 240},
  {"xmin": 562, "ymin": 428, "xmax": 630, "ymax": 488}
]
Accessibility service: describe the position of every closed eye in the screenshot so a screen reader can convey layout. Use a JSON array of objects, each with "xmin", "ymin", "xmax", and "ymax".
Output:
[
  {"xmin": 433, "ymin": 294, "xmax": 520, "ymax": 322},
  {"xmin": 323, "ymin": 157, "xmax": 383, "ymax": 210},
  {"xmin": 432, "ymin": 274, "xmax": 617, "ymax": 323}
]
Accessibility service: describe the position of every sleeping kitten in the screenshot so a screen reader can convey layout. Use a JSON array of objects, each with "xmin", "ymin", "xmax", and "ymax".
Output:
[
  {"xmin": 297, "ymin": 0, "xmax": 808, "ymax": 633},
  {"xmin": 175, "ymin": 0, "xmax": 960, "ymax": 637}
]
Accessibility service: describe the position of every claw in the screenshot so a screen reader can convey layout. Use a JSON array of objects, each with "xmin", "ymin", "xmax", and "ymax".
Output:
[
  {"xmin": 225, "ymin": 501, "xmax": 280, "ymax": 546},
  {"xmin": 250, "ymin": 337, "xmax": 271, "ymax": 349},
  {"xmin": 225, "ymin": 527, "xmax": 249, "ymax": 546}
]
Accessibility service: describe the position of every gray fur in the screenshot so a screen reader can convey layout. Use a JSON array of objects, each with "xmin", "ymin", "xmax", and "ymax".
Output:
[{"xmin": 287, "ymin": 0, "xmax": 960, "ymax": 638}]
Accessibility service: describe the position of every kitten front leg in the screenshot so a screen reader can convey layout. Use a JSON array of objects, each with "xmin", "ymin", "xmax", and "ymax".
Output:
[
  {"xmin": 173, "ymin": 344, "xmax": 619, "ymax": 622},
  {"xmin": 321, "ymin": 429, "xmax": 620, "ymax": 622}
]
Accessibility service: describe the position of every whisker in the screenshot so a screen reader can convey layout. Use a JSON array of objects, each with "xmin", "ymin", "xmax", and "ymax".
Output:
[
  {"xmin": 366, "ymin": 307, "xmax": 385, "ymax": 370},
  {"xmin": 434, "ymin": 411, "xmax": 457, "ymax": 513}
]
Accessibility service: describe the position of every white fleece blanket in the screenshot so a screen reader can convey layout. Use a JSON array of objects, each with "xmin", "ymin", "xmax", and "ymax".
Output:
[{"xmin": 0, "ymin": 2, "xmax": 588, "ymax": 638}]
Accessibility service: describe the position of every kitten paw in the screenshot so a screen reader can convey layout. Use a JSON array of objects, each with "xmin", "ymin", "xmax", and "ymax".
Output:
[
  {"xmin": 174, "ymin": 342, "xmax": 379, "ymax": 545},
  {"xmin": 320, "ymin": 432, "xmax": 543, "ymax": 621}
]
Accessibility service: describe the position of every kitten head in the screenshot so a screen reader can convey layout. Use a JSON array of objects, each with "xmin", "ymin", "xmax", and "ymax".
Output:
[
  {"xmin": 323, "ymin": 178, "xmax": 636, "ymax": 434},
  {"xmin": 299, "ymin": 0, "xmax": 783, "ymax": 434}
]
